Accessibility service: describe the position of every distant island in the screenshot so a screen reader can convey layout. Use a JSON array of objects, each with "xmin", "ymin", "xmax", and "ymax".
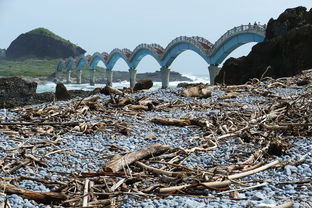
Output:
[{"xmin": 6, "ymin": 27, "xmax": 86, "ymax": 59}]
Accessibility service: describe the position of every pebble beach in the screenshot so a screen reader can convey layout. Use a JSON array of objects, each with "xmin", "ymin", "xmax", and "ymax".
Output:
[{"xmin": 0, "ymin": 73, "xmax": 312, "ymax": 207}]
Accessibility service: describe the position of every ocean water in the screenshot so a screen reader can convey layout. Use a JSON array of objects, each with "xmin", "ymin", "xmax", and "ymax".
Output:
[{"xmin": 36, "ymin": 73, "xmax": 210, "ymax": 93}]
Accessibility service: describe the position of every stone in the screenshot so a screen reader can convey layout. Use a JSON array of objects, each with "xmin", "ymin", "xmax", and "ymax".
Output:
[
  {"xmin": 0, "ymin": 77, "xmax": 37, "ymax": 98},
  {"xmin": 55, "ymin": 83, "xmax": 71, "ymax": 100},
  {"xmin": 0, "ymin": 77, "xmax": 55, "ymax": 109},
  {"xmin": 251, "ymin": 192, "xmax": 266, "ymax": 200},
  {"xmin": 133, "ymin": 79, "xmax": 153, "ymax": 91},
  {"xmin": 284, "ymin": 165, "xmax": 293, "ymax": 176},
  {"xmin": 215, "ymin": 7, "xmax": 312, "ymax": 85}
]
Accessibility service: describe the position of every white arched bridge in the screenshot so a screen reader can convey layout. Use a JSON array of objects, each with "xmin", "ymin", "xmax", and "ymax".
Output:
[{"xmin": 56, "ymin": 23, "xmax": 266, "ymax": 88}]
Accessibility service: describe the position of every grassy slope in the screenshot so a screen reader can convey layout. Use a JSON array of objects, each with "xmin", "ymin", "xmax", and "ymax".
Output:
[
  {"xmin": 27, "ymin": 28, "xmax": 76, "ymax": 47},
  {"xmin": 0, "ymin": 59, "xmax": 105, "ymax": 79}
]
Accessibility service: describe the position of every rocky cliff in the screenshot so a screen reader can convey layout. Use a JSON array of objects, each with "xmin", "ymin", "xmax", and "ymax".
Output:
[
  {"xmin": 0, "ymin": 49, "xmax": 5, "ymax": 59},
  {"xmin": 215, "ymin": 7, "xmax": 312, "ymax": 85},
  {"xmin": 6, "ymin": 28, "xmax": 86, "ymax": 59}
]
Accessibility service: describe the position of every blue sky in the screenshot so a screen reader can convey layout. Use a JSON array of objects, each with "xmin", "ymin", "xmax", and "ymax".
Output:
[{"xmin": 0, "ymin": 0, "xmax": 311, "ymax": 74}]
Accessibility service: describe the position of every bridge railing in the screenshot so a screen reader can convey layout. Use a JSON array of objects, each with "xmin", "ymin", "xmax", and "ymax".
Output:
[{"xmin": 210, "ymin": 24, "xmax": 266, "ymax": 55}]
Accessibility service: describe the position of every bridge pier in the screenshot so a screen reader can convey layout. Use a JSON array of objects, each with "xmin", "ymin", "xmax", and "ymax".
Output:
[
  {"xmin": 66, "ymin": 70, "xmax": 72, "ymax": 84},
  {"xmin": 208, "ymin": 65, "xmax": 221, "ymax": 85},
  {"xmin": 161, "ymin": 67, "xmax": 170, "ymax": 89},
  {"xmin": 90, "ymin": 69, "xmax": 96, "ymax": 86},
  {"xmin": 77, "ymin": 70, "xmax": 82, "ymax": 84},
  {"xmin": 129, "ymin": 68, "xmax": 137, "ymax": 88},
  {"xmin": 106, "ymin": 69, "xmax": 113, "ymax": 86}
]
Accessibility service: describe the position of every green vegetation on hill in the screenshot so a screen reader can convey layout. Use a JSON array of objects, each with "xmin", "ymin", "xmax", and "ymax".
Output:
[
  {"xmin": 0, "ymin": 58, "xmax": 104, "ymax": 79},
  {"xmin": 27, "ymin": 28, "xmax": 76, "ymax": 47},
  {"xmin": 0, "ymin": 59, "xmax": 58, "ymax": 77}
]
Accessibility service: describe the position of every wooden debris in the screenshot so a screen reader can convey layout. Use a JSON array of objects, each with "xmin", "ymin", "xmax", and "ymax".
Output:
[
  {"xmin": 159, "ymin": 160, "xmax": 280, "ymax": 193},
  {"xmin": 1, "ymin": 69, "xmax": 312, "ymax": 207},
  {"xmin": 218, "ymin": 92, "xmax": 237, "ymax": 100},
  {"xmin": 102, "ymin": 143, "xmax": 171, "ymax": 173},
  {"xmin": 181, "ymin": 86, "xmax": 212, "ymax": 98},
  {"xmin": 0, "ymin": 182, "xmax": 67, "ymax": 203},
  {"xmin": 151, "ymin": 117, "xmax": 191, "ymax": 126}
]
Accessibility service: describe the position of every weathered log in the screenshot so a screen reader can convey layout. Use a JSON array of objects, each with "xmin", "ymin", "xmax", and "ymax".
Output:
[
  {"xmin": 127, "ymin": 104, "xmax": 149, "ymax": 111},
  {"xmin": 118, "ymin": 97, "xmax": 133, "ymax": 106},
  {"xmin": 0, "ymin": 182, "xmax": 67, "ymax": 203},
  {"xmin": 135, "ymin": 161, "xmax": 186, "ymax": 177},
  {"xmin": 151, "ymin": 117, "xmax": 191, "ymax": 127},
  {"xmin": 181, "ymin": 86, "xmax": 212, "ymax": 98},
  {"xmin": 99, "ymin": 85, "xmax": 124, "ymax": 97},
  {"xmin": 218, "ymin": 92, "xmax": 237, "ymax": 100},
  {"xmin": 102, "ymin": 143, "xmax": 171, "ymax": 173}
]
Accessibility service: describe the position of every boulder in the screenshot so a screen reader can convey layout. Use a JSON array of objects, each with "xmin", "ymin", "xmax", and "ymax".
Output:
[
  {"xmin": 133, "ymin": 79, "xmax": 153, "ymax": 91},
  {"xmin": 55, "ymin": 83, "xmax": 71, "ymax": 100},
  {"xmin": 0, "ymin": 77, "xmax": 55, "ymax": 109},
  {"xmin": 0, "ymin": 77, "xmax": 37, "ymax": 98},
  {"xmin": 215, "ymin": 7, "xmax": 312, "ymax": 85},
  {"xmin": 6, "ymin": 28, "xmax": 86, "ymax": 59}
]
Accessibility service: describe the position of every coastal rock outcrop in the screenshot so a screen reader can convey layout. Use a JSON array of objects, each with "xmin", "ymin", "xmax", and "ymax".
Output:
[
  {"xmin": 0, "ymin": 77, "xmax": 54, "ymax": 109},
  {"xmin": 133, "ymin": 79, "xmax": 153, "ymax": 91},
  {"xmin": 0, "ymin": 77, "xmax": 90, "ymax": 108},
  {"xmin": 0, "ymin": 77, "xmax": 37, "ymax": 98},
  {"xmin": 6, "ymin": 28, "xmax": 86, "ymax": 59},
  {"xmin": 55, "ymin": 83, "xmax": 71, "ymax": 101},
  {"xmin": 215, "ymin": 6, "xmax": 312, "ymax": 85}
]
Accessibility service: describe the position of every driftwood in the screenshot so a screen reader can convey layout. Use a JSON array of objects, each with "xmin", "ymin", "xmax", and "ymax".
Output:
[
  {"xmin": 127, "ymin": 104, "xmax": 149, "ymax": 111},
  {"xmin": 151, "ymin": 117, "xmax": 191, "ymax": 127},
  {"xmin": 181, "ymin": 86, "xmax": 212, "ymax": 98},
  {"xmin": 102, "ymin": 143, "xmax": 171, "ymax": 173},
  {"xmin": 0, "ymin": 181, "xmax": 67, "ymax": 203},
  {"xmin": 218, "ymin": 92, "xmax": 237, "ymax": 100},
  {"xmin": 274, "ymin": 201, "xmax": 293, "ymax": 208},
  {"xmin": 159, "ymin": 160, "xmax": 280, "ymax": 193},
  {"xmin": 135, "ymin": 161, "xmax": 186, "ymax": 177},
  {"xmin": 2, "ymin": 69, "xmax": 312, "ymax": 207}
]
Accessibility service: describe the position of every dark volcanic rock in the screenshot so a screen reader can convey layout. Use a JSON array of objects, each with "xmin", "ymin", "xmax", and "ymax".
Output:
[
  {"xmin": 6, "ymin": 28, "xmax": 86, "ymax": 59},
  {"xmin": 55, "ymin": 83, "xmax": 71, "ymax": 101},
  {"xmin": 0, "ymin": 77, "xmax": 95, "ymax": 109},
  {"xmin": 215, "ymin": 7, "xmax": 312, "ymax": 85},
  {"xmin": 0, "ymin": 77, "xmax": 55, "ymax": 109},
  {"xmin": 0, "ymin": 77, "xmax": 37, "ymax": 98},
  {"xmin": 133, "ymin": 79, "xmax": 153, "ymax": 91}
]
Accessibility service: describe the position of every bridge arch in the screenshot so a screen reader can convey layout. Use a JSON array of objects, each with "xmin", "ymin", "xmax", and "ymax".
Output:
[
  {"xmin": 129, "ymin": 45, "xmax": 162, "ymax": 69},
  {"xmin": 76, "ymin": 56, "xmax": 89, "ymax": 70},
  {"xmin": 160, "ymin": 39, "xmax": 210, "ymax": 67},
  {"xmin": 106, "ymin": 49, "xmax": 131, "ymax": 70},
  {"xmin": 56, "ymin": 24, "xmax": 266, "ymax": 87},
  {"xmin": 209, "ymin": 31, "xmax": 264, "ymax": 65},
  {"xmin": 89, "ymin": 52, "xmax": 106, "ymax": 70}
]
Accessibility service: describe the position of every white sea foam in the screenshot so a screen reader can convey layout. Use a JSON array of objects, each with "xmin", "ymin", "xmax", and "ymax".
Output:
[{"xmin": 36, "ymin": 74, "xmax": 210, "ymax": 93}]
